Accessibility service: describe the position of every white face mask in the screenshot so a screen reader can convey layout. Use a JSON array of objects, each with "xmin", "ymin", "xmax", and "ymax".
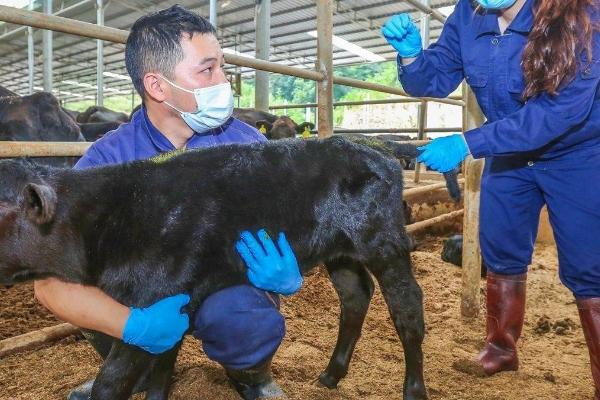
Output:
[{"xmin": 161, "ymin": 76, "xmax": 234, "ymax": 133}]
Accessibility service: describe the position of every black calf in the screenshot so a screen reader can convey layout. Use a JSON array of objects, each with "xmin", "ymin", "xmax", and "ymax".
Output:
[{"xmin": 0, "ymin": 137, "xmax": 455, "ymax": 400}]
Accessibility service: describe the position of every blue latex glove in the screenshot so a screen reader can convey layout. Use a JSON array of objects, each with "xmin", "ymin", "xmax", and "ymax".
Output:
[
  {"xmin": 417, "ymin": 134, "xmax": 470, "ymax": 173},
  {"xmin": 122, "ymin": 293, "xmax": 190, "ymax": 354},
  {"xmin": 381, "ymin": 14, "xmax": 423, "ymax": 58},
  {"xmin": 236, "ymin": 229, "xmax": 303, "ymax": 296}
]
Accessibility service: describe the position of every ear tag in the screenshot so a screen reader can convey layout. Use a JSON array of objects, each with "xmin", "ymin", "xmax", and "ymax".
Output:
[
  {"xmin": 259, "ymin": 124, "xmax": 267, "ymax": 134},
  {"xmin": 302, "ymin": 126, "xmax": 310, "ymax": 139}
]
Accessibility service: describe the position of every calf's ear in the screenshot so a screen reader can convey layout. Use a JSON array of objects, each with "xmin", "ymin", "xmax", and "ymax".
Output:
[
  {"xmin": 295, "ymin": 122, "xmax": 315, "ymax": 133},
  {"xmin": 22, "ymin": 183, "xmax": 57, "ymax": 225},
  {"xmin": 255, "ymin": 120, "xmax": 273, "ymax": 133}
]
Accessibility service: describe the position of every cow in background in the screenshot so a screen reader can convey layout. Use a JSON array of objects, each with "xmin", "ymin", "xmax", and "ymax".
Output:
[
  {"xmin": 233, "ymin": 108, "xmax": 314, "ymax": 140},
  {"xmin": 0, "ymin": 85, "xmax": 17, "ymax": 97},
  {"xmin": 0, "ymin": 92, "xmax": 85, "ymax": 167},
  {"xmin": 79, "ymin": 121, "xmax": 122, "ymax": 142},
  {"xmin": 77, "ymin": 105, "xmax": 129, "ymax": 124}
]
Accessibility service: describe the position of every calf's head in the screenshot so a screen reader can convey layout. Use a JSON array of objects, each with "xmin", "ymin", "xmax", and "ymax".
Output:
[{"xmin": 0, "ymin": 160, "xmax": 61, "ymax": 285}]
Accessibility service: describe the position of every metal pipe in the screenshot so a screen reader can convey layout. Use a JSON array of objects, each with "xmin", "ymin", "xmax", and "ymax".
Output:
[
  {"xmin": 0, "ymin": 5, "xmax": 128, "ymax": 43},
  {"xmin": 209, "ymin": 0, "xmax": 217, "ymax": 28},
  {"xmin": 269, "ymin": 95, "xmax": 464, "ymax": 110},
  {"xmin": 333, "ymin": 76, "xmax": 465, "ymax": 106},
  {"xmin": 255, "ymin": 0, "xmax": 271, "ymax": 112},
  {"xmin": 42, "ymin": 0, "xmax": 52, "ymax": 92},
  {"xmin": 0, "ymin": 0, "xmax": 92, "ymax": 42},
  {"xmin": 96, "ymin": 0, "xmax": 104, "ymax": 107},
  {"xmin": 414, "ymin": 0, "xmax": 431, "ymax": 184},
  {"xmin": 27, "ymin": 0, "xmax": 34, "ymax": 94},
  {"xmin": 403, "ymin": 0, "xmax": 447, "ymax": 24},
  {"xmin": 331, "ymin": 127, "xmax": 460, "ymax": 134},
  {"xmin": 316, "ymin": 0, "xmax": 333, "ymax": 138}
]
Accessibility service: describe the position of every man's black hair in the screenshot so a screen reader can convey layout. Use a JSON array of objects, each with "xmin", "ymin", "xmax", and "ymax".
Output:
[{"xmin": 125, "ymin": 5, "xmax": 216, "ymax": 98}]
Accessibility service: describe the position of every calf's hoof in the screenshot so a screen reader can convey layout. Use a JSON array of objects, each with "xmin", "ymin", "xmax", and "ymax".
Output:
[
  {"xmin": 67, "ymin": 375, "xmax": 149, "ymax": 400},
  {"xmin": 403, "ymin": 377, "xmax": 428, "ymax": 400},
  {"xmin": 67, "ymin": 379, "xmax": 94, "ymax": 400},
  {"xmin": 228, "ymin": 377, "xmax": 287, "ymax": 400},
  {"xmin": 318, "ymin": 371, "xmax": 340, "ymax": 389}
]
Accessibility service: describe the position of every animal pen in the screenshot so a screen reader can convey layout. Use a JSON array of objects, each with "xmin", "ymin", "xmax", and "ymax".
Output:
[
  {"xmin": 0, "ymin": 0, "xmax": 485, "ymax": 358},
  {"xmin": 13, "ymin": 4, "xmax": 579, "ymax": 400}
]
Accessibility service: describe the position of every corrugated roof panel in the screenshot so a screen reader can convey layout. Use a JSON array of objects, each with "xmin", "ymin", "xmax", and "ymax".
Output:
[{"xmin": 0, "ymin": 0, "xmax": 458, "ymax": 100}]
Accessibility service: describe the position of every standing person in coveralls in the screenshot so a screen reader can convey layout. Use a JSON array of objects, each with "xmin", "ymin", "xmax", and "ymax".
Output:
[
  {"xmin": 383, "ymin": 0, "xmax": 600, "ymax": 398},
  {"xmin": 33, "ymin": 6, "xmax": 303, "ymax": 400}
]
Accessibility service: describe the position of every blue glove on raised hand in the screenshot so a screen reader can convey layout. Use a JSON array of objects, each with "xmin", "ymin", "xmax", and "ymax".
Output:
[
  {"xmin": 417, "ymin": 134, "xmax": 470, "ymax": 173},
  {"xmin": 381, "ymin": 14, "xmax": 423, "ymax": 58},
  {"xmin": 236, "ymin": 229, "xmax": 303, "ymax": 296},
  {"xmin": 122, "ymin": 293, "xmax": 190, "ymax": 354}
]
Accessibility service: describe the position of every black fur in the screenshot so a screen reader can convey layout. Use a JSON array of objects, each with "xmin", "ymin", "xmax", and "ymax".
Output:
[{"xmin": 0, "ymin": 137, "xmax": 441, "ymax": 400}]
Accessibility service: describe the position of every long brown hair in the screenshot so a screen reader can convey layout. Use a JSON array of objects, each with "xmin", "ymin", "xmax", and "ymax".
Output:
[{"xmin": 522, "ymin": 0, "xmax": 597, "ymax": 98}]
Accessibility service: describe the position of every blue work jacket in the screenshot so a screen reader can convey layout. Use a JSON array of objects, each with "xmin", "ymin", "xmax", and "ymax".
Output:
[
  {"xmin": 398, "ymin": 0, "xmax": 600, "ymax": 163},
  {"xmin": 75, "ymin": 107, "xmax": 265, "ymax": 169}
]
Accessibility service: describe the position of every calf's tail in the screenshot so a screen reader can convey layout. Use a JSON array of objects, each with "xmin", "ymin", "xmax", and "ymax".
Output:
[{"xmin": 344, "ymin": 135, "xmax": 462, "ymax": 202}]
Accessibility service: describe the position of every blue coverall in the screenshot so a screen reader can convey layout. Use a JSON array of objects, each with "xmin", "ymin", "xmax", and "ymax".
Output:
[
  {"xmin": 398, "ymin": 0, "xmax": 600, "ymax": 297},
  {"xmin": 75, "ymin": 107, "xmax": 285, "ymax": 369}
]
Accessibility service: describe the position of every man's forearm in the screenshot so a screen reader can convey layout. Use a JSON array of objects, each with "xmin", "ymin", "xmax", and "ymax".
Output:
[{"xmin": 34, "ymin": 278, "xmax": 130, "ymax": 339}]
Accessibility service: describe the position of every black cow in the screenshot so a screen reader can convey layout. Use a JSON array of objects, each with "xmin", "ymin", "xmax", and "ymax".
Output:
[
  {"xmin": 78, "ymin": 121, "xmax": 121, "ymax": 142},
  {"xmin": 62, "ymin": 108, "xmax": 81, "ymax": 122},
  {"xmin": 441, "ymin": 234, "xmax": 487, "ymax": 278},
  {"xmin": 233, "ymin": 108, "xmax": 314, "ymax": 140},
  {"xmin": 0, "ymin": 92, "xmax": 85, "ymax": 167},
  {"xmin": 0, "ymin": 85, "xmax": 17, "ymax": 97},
  {"xmin": 77, "ymin": 106, "xmax": 129, "ymax": 124},
  {"xmin": 0, "ymin": 137, "xmax": 460, "ymax": 400}
]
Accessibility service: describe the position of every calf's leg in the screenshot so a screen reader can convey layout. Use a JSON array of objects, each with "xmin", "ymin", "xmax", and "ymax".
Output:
[
  {"xmin": 144, "ymin": 345, "xmax": 181, "ymax": 400},
  {"xmin": 368, "ymin": 246, "xmax": 427, "ymax": 400},
  {"xmin": 68, "ymin": 330, "xmax": 153, "ymax": 400},
  {"xmin": 90, "ymin": 342, "xmax": 154, "ymax": 400},
  {"xmin": 319, "ymin": 258, "xmax": 374, "ymax": 388}
]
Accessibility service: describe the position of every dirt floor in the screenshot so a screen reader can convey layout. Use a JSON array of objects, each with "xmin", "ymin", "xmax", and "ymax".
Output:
[{"xmin": 0, "ymin": 233, "xmax": 593, "ymax": 400}]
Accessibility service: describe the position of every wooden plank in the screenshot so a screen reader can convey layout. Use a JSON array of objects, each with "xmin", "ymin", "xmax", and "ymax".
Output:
[
  {"xmin": 460, "ymin": 85, "xmax": 486, "ymax": 318},
  {"xmin": 406, "ymin": 209, "xmax": 464, "ymax": 234},
  {"xmin": 316, "ymin": 0, "xmax": 333, "ymax": 138},
  {"xmin": 0, "ymin": 141, "xmax": 91, "ymax": 157},
  {"xmin": 0, "ymin": 323, "xmax": 79, "ymax": 357}
]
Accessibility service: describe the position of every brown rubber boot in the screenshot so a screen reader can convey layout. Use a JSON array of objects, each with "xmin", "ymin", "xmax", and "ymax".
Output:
[
  {"xmin": 475, "ymin": 271, "xmax": 527, "ymax": 375},
  {"xmin": 577, "ymin": 297, "xmax": 600, "ymax": 400}
]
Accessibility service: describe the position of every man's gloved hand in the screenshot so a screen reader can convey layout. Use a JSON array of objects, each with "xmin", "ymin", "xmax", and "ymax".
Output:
[
  {"xmin": 122, "ymin": 293, "xmax": 190, "ymax": 354},
  {"xmin": 236, "ymin": 229, "xmax": 303, "ymax": 296},
  {"xmin": 381, "ymin": 14, "xmax": 423, "ymax": 58},
  {"xmin": 417, "ymin": 134, "xmax": 470, "ymax": 173}
]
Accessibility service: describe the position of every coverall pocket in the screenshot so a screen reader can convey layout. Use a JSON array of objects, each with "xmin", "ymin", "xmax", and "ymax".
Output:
[
  {"xmin": 465, "ymin": 67, "xmax": 489, "ymax": 112},
  {"xmin": 581, "ymin": 59, "xmax": 600, "ymax": 80}
]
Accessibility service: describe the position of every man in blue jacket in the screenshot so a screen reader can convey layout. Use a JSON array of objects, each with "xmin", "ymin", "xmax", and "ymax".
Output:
[{"xmin": 33, "ymin": 6, "xmax": 302, "ymax": 399}]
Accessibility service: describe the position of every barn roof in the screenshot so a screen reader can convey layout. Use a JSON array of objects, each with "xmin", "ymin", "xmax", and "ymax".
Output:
[{"xmin": 0, "ymin": 0, "xmax": 457, "ymax": 103}]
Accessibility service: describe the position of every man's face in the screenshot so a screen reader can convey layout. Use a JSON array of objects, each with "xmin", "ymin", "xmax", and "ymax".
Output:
[{"xmin": 166, "ymin": 33, "xmax": 227, "ymax": 113}]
